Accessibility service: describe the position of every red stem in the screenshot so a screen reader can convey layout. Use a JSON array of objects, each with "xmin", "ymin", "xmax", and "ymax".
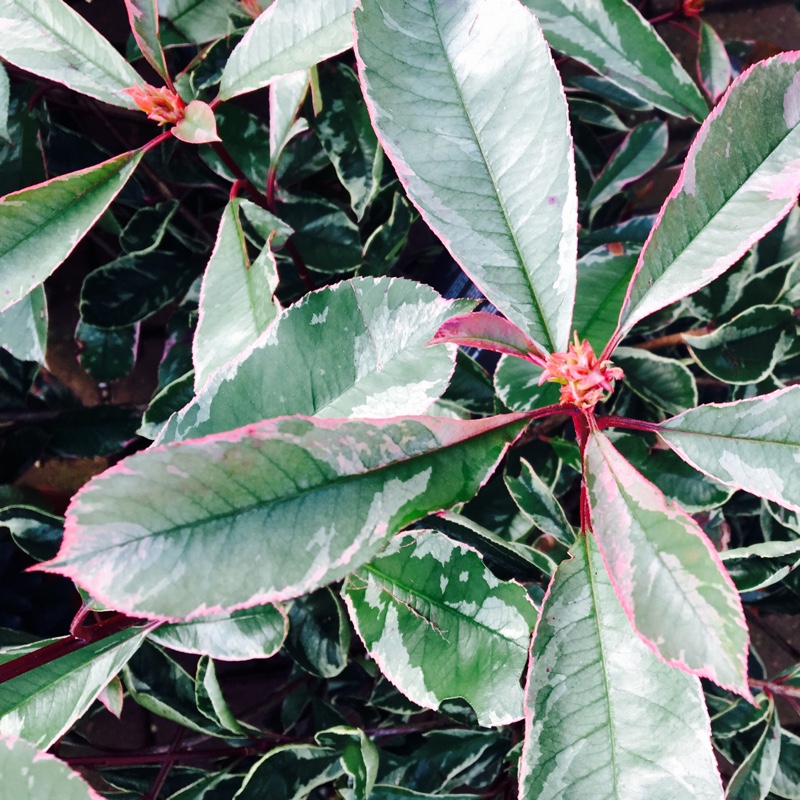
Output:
[
  {"xmin": 0, "ymin": 615, "xmax": 149, "ymax": 685},
  {"xmin": 229, "ymin": 178, "xmax": 245, "ymax": 202},
  {"xmin": 594, "ymin": 415, "xmax": 663, "ymax": 433},
  {"xmin": 141, "ymin": 130, "xmax": 173, "ymax": 154},
  {"xmin": 648, "ymin": 11, "xmax": 675, "ymax": 24},
  {"xmin": 209, "ymin": 142, "xmax": 272, "ymax": 212},
  {"xmin": 668, "ymin": 18, "xmax": 701, "ymax": 40}
]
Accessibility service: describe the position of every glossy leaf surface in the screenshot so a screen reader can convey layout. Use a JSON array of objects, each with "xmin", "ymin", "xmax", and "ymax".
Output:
[
  {"xmin": 658, "ymin": 386, "xmax": 800, "ymax": 513},
  {"xmin": 159, "ymin": 278, "xmax": 469, "ymax": 443},
  {"xmin": 43, "ymin": 413, "xmax": 530, "ymax": 619},
  {"xmin": 585, "ymin": 430, "xmax": 750, "ymax": 696},
  {"xmin": 219, "ymin": 0, "xmax": 357, "ymax": 100},
  {"xmin": 519, "ymin": 534, "xmax": 724, "ymax": 800},
  {"xmin": 355, "ymin": 0, "xmax": 577, "ymax": 353},
  {"xmin": 613, "ymin": 346, "xmax": 697, "ymax": 415},
  {"xmin": 124, "ymin": 0, "xmax": 170, "ymax": 84},
  {"xmin": 429, "ymin": 312, "xmax": 545, "ymax": 361},
  {"xmin": 343, "ymin": 530, "xmax": 537, "ymax": 726},
  {"xmin": 0, "ymin": 150, "xmax": 143, "ymax": 313},
  {"xmin": 172, "ymin": 101, "xmax": 221, "ymax": 145},
  {"xmin": 269, "ymin": 70, "xmax": 310, "ymax": 168},
  {"xmin": 161, "ymin": 0, "xmax": 241, "ymax": 42},
  {"xmin": 0, "ymin": 0, "xmax": 141, "ymax": 108},
  {"xmin": 586, "ymin": 121, "xmax": 668, "ymax": 209},
  {"xmin": 615, "ymin": 53, "xmax": 800, "ymax": 346},
  {"xmin": 698, "ymin": 22, "xmax": 731, "ymax": 105},
  {"xmin": 149, "ymin": 604, "xmax": 287, "ymax": 661},
  {"xmin": 0, "ymin": 627, "xmax": 148, "ymax": 748},
  {"xmin": 0, "ymin": 285, "xmax": 47, "ymax": 363},
  {"xmin": 521, "ymin": 0, "xmax": 708, "ymax": 121},
  {"xmin": 685, "ymin": 304, "xmax": 795, "ymax": 385},
  {"xmin": 0, "ymin": 735, "xmax": 104, "ymax": 800},
  {"xmin": 193, "ymin": 200, "xmax": 279, "ymax": 389},
  {"xmin": 493, "ymin": 355, "xmax": 560, "ymax": 413}
]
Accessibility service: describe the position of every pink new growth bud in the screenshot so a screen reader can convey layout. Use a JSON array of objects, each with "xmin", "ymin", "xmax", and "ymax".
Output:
[
  {"xmin": 123, "ymin": 84, "xmax": 186, "ymax": 126},
  {"xmin": 239, "ymin": 0, "xmax": 263, "ymax": 19},
  {"xmin": 538, "ymin": 333, "xmax": 624, "ymax": 410},
  {"xmin": 682, "ymin": 0, "xmax": 704, "ymax": 17}
]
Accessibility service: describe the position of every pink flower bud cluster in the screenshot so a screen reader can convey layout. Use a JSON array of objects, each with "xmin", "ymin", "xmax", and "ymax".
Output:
[
  {"xmin": 123, "ymin": 84, "xmax": 186, "ymax": 126},
  {"xmin": 538, "ymin": 333, "xmax": 624, "ymax": 410}
]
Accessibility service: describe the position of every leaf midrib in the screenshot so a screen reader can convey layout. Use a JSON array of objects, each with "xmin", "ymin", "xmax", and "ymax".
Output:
[
  {"xmin": 362, "ymin": 561, "xmax": 531, "ymax": 649},
  {"xmin": 70, "ymin": 415, "xmax": 526, "ymax": 558},
  {"xmin": 17, "ymin": 0, "xmax": 137, "ymax": 91},
  {"xmin": 429, "ymin": 0, "xmax": 558, "ymax": 353}
]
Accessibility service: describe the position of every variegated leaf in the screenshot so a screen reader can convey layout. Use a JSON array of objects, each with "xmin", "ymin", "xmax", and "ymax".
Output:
[
  {"xmin": 343, "ymin": 530, "xmax": 537, "ymax": 726},
  {"xmin": 40, "ymin": 413, "xmax": 530, "ymax": 620},
  {"xmin": 584, "ymin": 429, "xmax": 750, "ymax": 697}
]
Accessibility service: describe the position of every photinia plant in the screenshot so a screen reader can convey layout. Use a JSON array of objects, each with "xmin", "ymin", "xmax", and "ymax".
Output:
[{"xmin": 1, "ymin": 0, "xmax": 800, "ymax": 797}]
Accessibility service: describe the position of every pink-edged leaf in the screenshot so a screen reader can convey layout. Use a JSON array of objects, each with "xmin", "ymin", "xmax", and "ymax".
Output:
[
  {"xmin": 584, "ymin": 429, "xmax": 751, "ymax": 698},
  {"xmin": 1, "ymin": 734, "xmax": 106, "ymax": 800},
  {"xmin": 355, "ymin": 0, "xmax": 577, "ymax": 353},
  {"xmin": 697, "ymin": 21, "xmax": 731, "ymax": 105},
  {"xmin": 609, "ymin": 51, "xmax": 800, "ymax": 354},
  {"xmin": 428, "ymin": 312, "xmax": 546, "ymax": 362},
  {"xmin": 0, "ymin": 149, "xmax": 143, "ymax": 313},
  {"xmin": 38, "ymin": 413, "xmax": 532, "ymax": 621},
  {"xmin": 172, "ymin": 101, "xmax": 220, "ymax": 144},
  {"xmin": 658, "ymin": 385, "xmax": 800, "ymax": 513},
  {"xmin": 520, "ymin": 534, "xmax": 725, "ymax": 800},
  {"xmin": 123, "ymin": 0, "xmax": 171, "ymax": 85}
]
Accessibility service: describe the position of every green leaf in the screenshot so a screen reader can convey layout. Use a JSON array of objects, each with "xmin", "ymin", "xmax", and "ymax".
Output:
[
  {"xmin": 698, "ymin": 22, "xmax": 732, "ymax": 106},
  {"xmin": 493, "ymin": 355, "xmax": 561, "ymax": 413},
  {"xmin": 366, "ymin": 790, "xmax": 478, "ymax": 800},
  {"xmin": 568, "ymin": 98, "xmax": 628, "ymax": 132},
  {"xmin": 159, "ymin": 278, "xmax": 470, "ymax": 443},
  {"xmin": 75, "ymin": 321, "xmax": 137, "ymax": 383},
  {"xmin": 269, "ymin": 71, "xmax": 310, "ymax": 169},
  {"xmin": 0, "ymin": 505, "xmax": 63, "ymax": 561},
  {"xmin": 124, "ymin": 0, "xmax": 170, "ymax": 84},
  {"xmin": 219, "ymin": 0, "xmax": 357, "ymax": 101},
  {"xmin": 585, "ymin": 430, "xmax": 750, "ymax": 696},
  {"xmin": 279, "ymin": 194, "xmax": 361, "ymax": 273},
  {"xmin": 80, "ymin": 251, "xmax": 198, "ymax": 328},
  {"xmin": 285, "ymin": 588, "xmax": 350, "ymax": 678},
  {"xmin": 361, "ymin": 191, "xmax": 415, "ymax": 276},
  {"xmin": 200, "ymin": 104, "xmax": 270, "ymax": 187},
  {"xmin": 149, "ymin": 604, "xmax": 287, "ymax": 660},
  {"xmin": 627, "ymin": 448, "xmax": 734, "ymax": 513},
  {"xmin": 429, "ymin": 511, "xmax": 555, "ymax": 580},
  {"xmin": 721, "ymin": 539, "xmax": 800, "ymax": 592},
  {"xmin": 430, "ymin": 312, "xmax": 546, "ymax": 361},
  {"xmin": 685, "ymin": 304, "xmax": 796, "ymax": 385},
  {"xmin": 161, "ymin": 0, "xmax": 242, "ymax": 42},
  {"xmin": 122, "ymin": 642, "xmax": 231, "ymax": 736},
  {"xmin": 519, "ymin": 534, "xmax": 725, "ymax": 799},
  {"xmin": 0, "ymin": 0, "xmax": 142, "ymax": 108},
  {"xmin": 572, "ymin": 246, "xmax": 637, "ymax": 354},
  {"xmin": 0, "ymin": 150, "xmax": 143, "ymax": 313},
  {"xmin": 0, "ymin": 62, "xmax": 9, "ymax": 142},
  {"xmin": 234, "ymin": 744, "xmax": 343, "ymax": 800},
  {"xmin": 658, "ymin": 386, "xmax": 800, "ymax": 513},
  {"xmin": 521, "ymin": 0, "xmax": 708, "ymax": 121},
  {"xmin": 726, "ymin": 694, "xmax": 781, "ymax": 800},
  {"xmin": 139, "ymin": 371, "xmax": 195, "ymax": 440},
  {"xmin": 343, "ymin": 530, "xmax": 537, "ymax": 726},
  {"xmin": 240, "ymin": 200, "xmax": 294, "ymax": 249},
  {"xmin": 315, "ymin": 726, "xmax": 379, "ymax": 800},
  {"xmin": 194, "ymin": 200, "xmax": 280, "ymax": 389},
  {"xmin": 0, "ymin": 735, "xmax": 104, "ymax": 800},
  {"xmin": 42, "ymin": 412, "xmax": 530, "ymax": 619},
  {"xmin": 172, "ymin": 100, "xmax": 221, "ymax": 144},
  {"xmin": 312, "ymin": 63, "xmax": 381, "ymax": 220},
  {"xmin": 0, "ymin": 627, "xmax": 149, "ymax": 748},
  {"xmin": 586, "ymin": 121, "xmax": 668, "ymax": 209},
  {"xmin": 615, "ymin": 53, "xmax": 800, "ymax": 346},
  {"xmin": 355, "ymin": 0, "xmax": 577, "ymax": 353},
  {"xmin": 0, "ymin": 285, "xmax": 47, "ymax": 363},
  {"xmin": 505, "ymin": 459, "xmax": 574, "ymax": 546},
  {"xmin": 613, "ymin": 346, "xmax": 698, "ymax": 415},
  {"xmin": 771, "ymin": 728, "xmax": 800, "ymax": 800},
  {"xmin": 119, "ymin": 199, "xmax": 179, "ymax": 255},
  {"xmin": 195, "ymin": 656, "xmax": 246, "ymax": 734}
]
